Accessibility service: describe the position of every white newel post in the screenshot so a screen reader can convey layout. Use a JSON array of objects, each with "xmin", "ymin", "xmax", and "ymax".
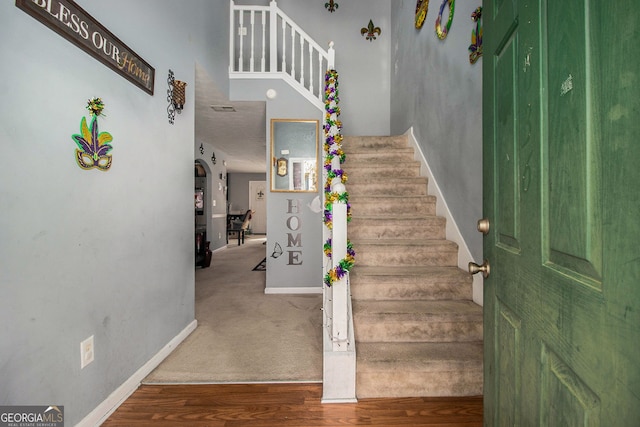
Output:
[
  {"xmin": 328, "ymin": 41, "xmax": 335, "ymax": 70},
  {"xmin": 330, "ymin": 182, "xmax": 348, "ymax": 351}
]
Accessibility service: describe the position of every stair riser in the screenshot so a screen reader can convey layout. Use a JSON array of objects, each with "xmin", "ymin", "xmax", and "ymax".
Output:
[
  {"xmin": 356, "ymin": 370, "xmax": 483, "ymax": 398},
  {"xmin": 355, "ymin": 245, "xmax": 458, "ymax": 267},
  {"xmin": 354, "ymin": 320, "xmax": 483, "ymax": 343},
  {"xmin": 349, "ymin": 182, "xmax": 428, "ymax": 196},
  {"xmin": 346, "ymin": 165, "xmax": 421, "ymax": 179},
  {"xmin": 349, "ymin": 219, "xmax": 445, "ymax": 240},
  {"xmin": 350, "ymin": 281, "xmax": 471, "ymax": 301},
  {"xmin": 344, "ymin": 135, "xmax": 408, "ymax": 149},
  {"xmin": 349, "ymin": 199, "xmax": 436, "ymax": 216},
  {"xmin": 345, "ymin": 151, "xmax": 415, "ymax": 163}
]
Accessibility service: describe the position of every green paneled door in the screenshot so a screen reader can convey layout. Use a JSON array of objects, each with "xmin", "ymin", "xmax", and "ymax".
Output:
[{"xmin": 482, "ymin": 0, "xmax": 640, "ymax": 424}]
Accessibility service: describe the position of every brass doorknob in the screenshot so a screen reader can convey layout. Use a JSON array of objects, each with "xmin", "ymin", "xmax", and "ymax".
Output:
[
  {"xmin": 477, "ymin": 218, "xmax": 490, "ymax": 235},
  {"xmin": 469, "ymin": 260, "xmax": 490, "ymax": 278}
]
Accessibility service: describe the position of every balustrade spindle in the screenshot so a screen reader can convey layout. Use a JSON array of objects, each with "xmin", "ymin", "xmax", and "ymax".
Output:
[
  {"xmin": 261, "ymin": 11, "xmax": 266, "ymax": 72},
  {"xmin": 299, "ymin": 37, "xmax": 305, "ymax": 87},
  {"xmin": 281, "ymin": 19, "xmax": 287, "ymax": 72},
  {"xmin": 238, "ymin": 12, "xmax": 245, "ymax": 72},
  {"xmin": 290, "ymin": 28, "xmax": 296, "ymax": 78},
  {"xmin": 249, "ymin": 11, "xmax": 255, "ymax": 72}
]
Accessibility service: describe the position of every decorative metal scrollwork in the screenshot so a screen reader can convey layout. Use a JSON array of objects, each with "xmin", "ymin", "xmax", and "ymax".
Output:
[{"xmin": 167, "ymin": 69, "xmax": 176, "ymax": 124}]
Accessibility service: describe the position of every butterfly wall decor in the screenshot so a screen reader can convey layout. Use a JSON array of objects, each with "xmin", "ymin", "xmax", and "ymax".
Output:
[{"xmin": 271, "ymin": 242, "xmax": 283, "ymax": 258}]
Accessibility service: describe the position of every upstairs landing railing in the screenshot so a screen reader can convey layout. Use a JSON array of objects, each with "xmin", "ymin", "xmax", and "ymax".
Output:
[{"xmin": 230, "ymin": 0, "xmax": 332, "ymax": 110}]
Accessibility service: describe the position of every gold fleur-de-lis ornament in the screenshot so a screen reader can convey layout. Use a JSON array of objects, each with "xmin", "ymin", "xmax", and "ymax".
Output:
[{"xmin": 361, "ymin": 19, "xmax": 381, "ymax": 42}]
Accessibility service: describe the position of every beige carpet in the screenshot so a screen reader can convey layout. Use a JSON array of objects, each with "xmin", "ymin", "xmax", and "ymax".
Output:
[{"xmin": 143, "ymin": 235, "xmax": 323, "ymax": 384}]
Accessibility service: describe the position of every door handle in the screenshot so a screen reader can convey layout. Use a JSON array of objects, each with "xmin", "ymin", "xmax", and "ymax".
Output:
[
  {"xmin": 477, "ymin": 218, "xmax": 490, "ymax": 235},
  {"xmin": 469, "ymin": 260, "xmax": 490, "ymax": 278}
]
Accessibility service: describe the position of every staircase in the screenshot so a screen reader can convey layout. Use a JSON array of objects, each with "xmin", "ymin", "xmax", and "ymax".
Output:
[{"xmin": 345, "ymin": 134, "xmax": 483, "ymax": 398}]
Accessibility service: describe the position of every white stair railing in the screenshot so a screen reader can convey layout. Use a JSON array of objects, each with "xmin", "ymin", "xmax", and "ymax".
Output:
[
  {"xmin": 230, "ymin": 0, "xmax": 331, "ymax": 110},
  {"xmin": 321, "ymin": 67, "xmax": 356, "ymax": 403}
]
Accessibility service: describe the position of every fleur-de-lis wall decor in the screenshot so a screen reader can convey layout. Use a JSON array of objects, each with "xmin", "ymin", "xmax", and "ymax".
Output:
[
  {"xmin": 199, "ymin": 143, "xmax": 204, "ymax": 155},
  {"xmin": 324, "ymin": 0, "xmax": 338, "ymax": 13},
  {"xmin": 361, "ymin": 19, "xmax": 381, "ymax": 42}
]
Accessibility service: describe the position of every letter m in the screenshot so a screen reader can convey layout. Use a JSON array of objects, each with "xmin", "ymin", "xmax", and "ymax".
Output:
[{"xmin": 287, "ymin": 233, "xmax": 302, "ymax": 247}]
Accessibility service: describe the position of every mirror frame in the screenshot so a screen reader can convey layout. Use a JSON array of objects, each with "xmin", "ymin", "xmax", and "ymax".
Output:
[{"xmin": 270, "ymin": 118, "xmax": 319, "ymax": 192}]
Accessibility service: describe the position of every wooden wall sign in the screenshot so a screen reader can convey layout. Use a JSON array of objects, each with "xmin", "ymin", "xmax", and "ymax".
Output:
[{"xmin": 16, "ymin": 0, "xmax": 155, "ymax": 95}]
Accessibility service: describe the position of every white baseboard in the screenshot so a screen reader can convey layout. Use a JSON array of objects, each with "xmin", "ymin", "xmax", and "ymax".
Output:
[
  {"xmin": 405, "ymin": 128, "xmax": 483, "ymax": 306},
  {"xmin": 77, "ymin": 319, "xmax": 198, "ymax": 427},
  {"xmin": 264, "ymin": 287, "xmax": 323, "ymax": 294}
]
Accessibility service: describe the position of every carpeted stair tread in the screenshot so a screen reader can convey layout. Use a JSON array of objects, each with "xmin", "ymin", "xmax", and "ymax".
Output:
[
  {"xmin": 350, "ymin": 266, "xmax": 472, "ymax": 301},
  {"xmin": 356, "ymin": 342, "xmax": 483, "ymax": 398},
  {"xmin": 349, "ymin": 216, "xmax": 446, "ymax": 240},
  {"xmin": 344, "ymin": 150, "xmax": 415, "ymax": 163},
  {"xmin": 353, "ymin": 300, "xmax": 483, "ymax": 343},
  {"xmin": 343, "ymin": 134, "xmax": 482, "ymax": 398},
  {"xmin": 349, "ymin": 184, "xmax": 428, "ymax": 197},
  {"xmin": 351, "ymin": 214, "xmax": 441, "ymax": 220},
  {"xmin": 347, "ymin": 163, "xmax": 421, "ymax": 178},
  {"xmin": 348, "ymin": 176, "xmax": 427, "ymax": 185},
  {"xmin": 349, "ymin": 194, "xmax": 436, "ymax": 201},
  {"xmin": 353, "ymin": 238, "xmax": 456, "ymax": 246},
  {"xmin": 352, "ymin": 265, "xmax": 471, "ymax": 277},
  {"xmin": 349, "ymin": 195, "xmax": 437, "ymax": 216},
  {"xmin": 343, "ymin": 135, "xmax": 409, "ymax": 149},
  {"xmin": 354, "ymin": 239, "xmax": 458, "ymax": 267},
  {"xmin": 353, "ymin": 299, "xmax": 482, "ymax": 321},
  {"xmin": 357, "ymin": 341, "xmax": 483, "ymax": 371}
]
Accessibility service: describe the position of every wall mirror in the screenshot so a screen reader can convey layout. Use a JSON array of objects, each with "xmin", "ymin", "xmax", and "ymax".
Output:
[{"xmin": 270, "ymin": 119, "xmax": 319, "ymax": 192}]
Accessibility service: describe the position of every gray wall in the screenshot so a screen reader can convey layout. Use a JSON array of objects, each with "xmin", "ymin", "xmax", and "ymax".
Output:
[
  {"xmin": 0, "ymin": 0, "xmax": 228, "ymax": 424},
  {"xmin": 390, "ymin": 0, "xmax": 483, "ymax": 260},
  {"xmin": 235, "ymin": 0, "xmax": 391, "ymax": 136},
  {"xmin": 264, "ymin": 83, "xmax": 323, "ymax": 290},
  {"xmin": 228, "ymin": 173, "xmax": 268, "ymax": 215},
  {"xmin": 232, "ymin": 78, "xmax": 323, "ymax": 290}
]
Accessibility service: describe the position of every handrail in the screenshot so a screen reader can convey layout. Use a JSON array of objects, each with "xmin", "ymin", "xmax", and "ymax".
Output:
[{"xmin": 230, "ymin": 0, "xmax": 332, "ymax": 109}]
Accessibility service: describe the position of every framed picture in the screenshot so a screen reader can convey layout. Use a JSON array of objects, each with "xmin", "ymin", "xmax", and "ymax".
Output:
[
  {"xmin": 194, "ymin": 188, "xmax": 204, "ymax": 212},
  {"xmin": 276, "ymin": 157, "xmax": 288, "ymax": 176}
]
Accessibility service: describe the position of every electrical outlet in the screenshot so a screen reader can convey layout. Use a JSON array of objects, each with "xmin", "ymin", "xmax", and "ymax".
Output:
[
  {"xmin": 218, "ymin": 232, "xmax": 222, "ymax": 239},
  {"xmin": 238, "ymin": 26, "xmax": 247, "ymax": 36},
  {"xmin": 80, "ymin": 335, "xmax": 94, "ymax": 369},
  {"xmin": 212, "ymin": 199, "xmax": 216, "ymax": 207}
]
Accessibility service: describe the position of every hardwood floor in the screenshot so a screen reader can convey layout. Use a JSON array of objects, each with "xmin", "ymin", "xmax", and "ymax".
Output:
[{"xmin": 102, "ymin": 383, "xmax": 482, "ymax": 426}]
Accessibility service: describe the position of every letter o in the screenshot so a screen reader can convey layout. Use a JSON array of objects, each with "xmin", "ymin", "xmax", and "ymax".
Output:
[
  {"xmin": 92, "ymin": 31, "xmax": 104, "ymax": 49},
  {"xmin": 286, "ymin": 215, "xmax": 301, "ymax": 231}
]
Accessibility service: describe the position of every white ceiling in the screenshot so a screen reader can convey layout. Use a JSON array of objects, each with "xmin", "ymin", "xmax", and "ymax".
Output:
[{"xmin": 194, "ymin": 64, "xmax": 267, "ymax": 173}]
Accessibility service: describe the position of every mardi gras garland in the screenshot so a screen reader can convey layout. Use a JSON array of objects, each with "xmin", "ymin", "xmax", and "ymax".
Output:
[
  {"xmin": 323, "ymin": 239, "xmax": 356, "ymax": 287},
  {"xmin": 323, "ymin": 69, "xmax": 351, "ymax": 229},
  {"xmin": 323, "ymin": 69, "xmax": 355, "ymax": 287}
]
